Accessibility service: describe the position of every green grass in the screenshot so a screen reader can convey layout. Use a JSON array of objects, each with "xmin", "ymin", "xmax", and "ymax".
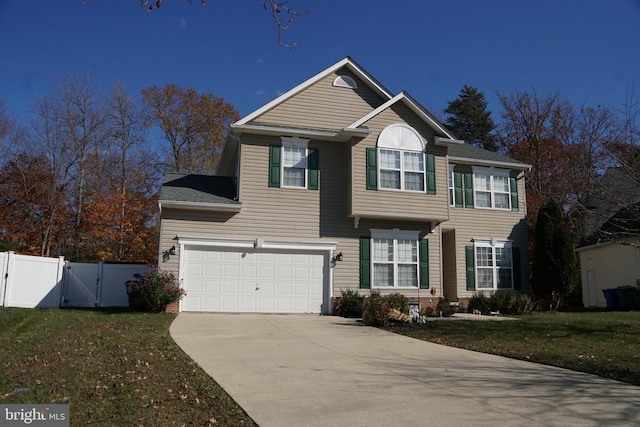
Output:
[
  {"xmin": 0, "ymin": 308, "xmax": 256, "ymax": 427},
  {"xmin": 384, "ymin": 311, "xmax": 640, "ymax": 386}
]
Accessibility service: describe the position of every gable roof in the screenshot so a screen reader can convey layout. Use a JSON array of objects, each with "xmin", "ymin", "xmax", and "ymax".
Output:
[
  {"xmin": 448, "ymin": 143, "xmax": 531, "ymax": 171},
  {"xmin": 159, "ymin": 173, "xmax": 241, "ymax": 212},
  {"xmin": 347, "ymin": 92, "xmax": 456, "ymax": 140},
  {"xmin": 235, "ymin": 57, "xmax": 393, "ymax": 126}
]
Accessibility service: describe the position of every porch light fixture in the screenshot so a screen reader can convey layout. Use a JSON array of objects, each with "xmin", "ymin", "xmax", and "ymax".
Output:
[
  {"xmin": 332, "ymin": 252, "xmax": 343, "ymax": 262},
  {"xmin": 162, "ymin": 245, "xmax": 176, "ymax": 263}
]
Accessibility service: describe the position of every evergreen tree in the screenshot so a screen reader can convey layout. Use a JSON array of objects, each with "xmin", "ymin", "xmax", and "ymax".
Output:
[
  {"xmin": 531, "ymin": 199, "xmax": 578, "ymax": 308},
  {"xmin": 445, "ymin": 85, "xmax": 497, "ymax": 151}
]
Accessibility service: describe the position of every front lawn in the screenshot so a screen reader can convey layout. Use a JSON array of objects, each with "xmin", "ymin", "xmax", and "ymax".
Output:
[
  {"xmin": 0, "ymin": 308, "xmax": 256, "ymax": 426},
  {"xmin": 384, "ymin": 311, "xmax": 640, "ymax": 386}
]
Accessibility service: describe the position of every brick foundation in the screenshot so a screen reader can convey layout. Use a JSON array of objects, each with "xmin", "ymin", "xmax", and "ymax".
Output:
[{"xmin": 165, "ymin": 301, "xmax": 179, "ymax": 314}]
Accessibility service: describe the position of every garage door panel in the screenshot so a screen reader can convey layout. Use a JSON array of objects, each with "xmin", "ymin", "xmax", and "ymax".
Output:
[{"xmin": 183, "ymin": 247, "xmax": 327, "ymax": 313}]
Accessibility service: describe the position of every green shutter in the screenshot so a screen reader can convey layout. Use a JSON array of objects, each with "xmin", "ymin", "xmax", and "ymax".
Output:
[
  {"xmin": 359, "ymin": 237, "xmax": 371, "ymax": 289},
  {"xmin": 426, "ymin": 154, "xmax": 436, "ymax": 194},
  {"xmin": 308, "ymin": 147, "xmax": 319, "ymax": 190},
  {"xmin": 419, "ymin": 238, "xmax": 429, "ymax": 289},
  {"xmin": 464, "ymin": 173, "xmax": 474, "ymax": 208},
  {"xmin": 366, "ymin": 147, "xmax": 377, "ymax": 190},
  {"xmin": 510, "ymin": 177, "xmax": 519, "ymax": 211},
  {"xmin": 453, "ymin": 172, "xmax": 463, "ymax": 208},
  {"xmin": 268, "ymin": 145, "xmax": 281, "ymax": 188},
  {"xmin": 465, "ymin": 245, "xmax": 476, "ymax": 291},
  {"xmin": 512, "ymin": 247, "xmax": 521, "ymax": 290}
]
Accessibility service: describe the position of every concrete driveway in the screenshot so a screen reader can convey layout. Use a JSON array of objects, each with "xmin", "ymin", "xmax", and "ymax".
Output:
[{"xmin": 170, "ymin": 314, "xmax": 640, "ymax": 427}]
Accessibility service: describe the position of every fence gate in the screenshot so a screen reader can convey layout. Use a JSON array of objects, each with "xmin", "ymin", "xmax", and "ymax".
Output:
[
  {"xmin": 63, "ymin": 262, "xmax": 148, "ymax": 308},
  {"xmin": 63, "ymin": 262, "xmax": 100, "ymax": 307}
]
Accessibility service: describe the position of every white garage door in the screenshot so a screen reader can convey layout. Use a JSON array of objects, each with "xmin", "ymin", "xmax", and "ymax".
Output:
[{"xmin": 182, "ymin": 247, "xmax": 327, "ymax": 313}]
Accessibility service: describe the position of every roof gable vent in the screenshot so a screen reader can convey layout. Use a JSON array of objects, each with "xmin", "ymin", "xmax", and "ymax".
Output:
[{"xmin": 333, "ymin": 75, "xmax": 358, "ymax": 89}]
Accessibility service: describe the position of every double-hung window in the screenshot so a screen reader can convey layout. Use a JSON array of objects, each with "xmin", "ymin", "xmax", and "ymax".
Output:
[
  {"xmin": 371, "ymin": 230, "xmax": 420, "ymax": 288},
  {"xmin": 473, "ymin": 167, "xmax": 511, "ymax": 210},
  {"xmin": 379, "ymin": 149, "xmax": 425, "ymax": 191},
  {"xmin": 475, "ymin": 240, "xmax": 513, "ymax": 290},
  {"xmin": 281, "ymin": 138, "xmax": 309, "ymax": 188},
  {"xmin": 268, "ymin": 137, "xmax": 319, "ymax": 190}
]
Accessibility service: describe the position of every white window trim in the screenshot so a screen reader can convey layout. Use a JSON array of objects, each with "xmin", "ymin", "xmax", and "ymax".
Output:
[
  {"xmin": 378, "ymin": 148, "xmax": 426, "ymax": 193},
  {"xmin": 474, "ymin": 239, "xmax": 513, "ymax": 290},
  {"xmin": 371, "ymin": 229, "xmax": 421, "ymax": 289},
  {"xmin": 472, "ymin": 166, "xmax": 511, "ymax": 210},
  {"xmin": 448, "ymin": 164, "xmax": 455, "ymax": 207},
  {"xmin": 281, "ymin": 136, "xmax": 310, "ymax": 189}
]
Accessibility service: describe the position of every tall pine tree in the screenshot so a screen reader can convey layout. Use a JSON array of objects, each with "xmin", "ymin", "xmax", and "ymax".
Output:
[{"xmin": 445, "ymin": 85, "xmax": 497, "ymax": 151}]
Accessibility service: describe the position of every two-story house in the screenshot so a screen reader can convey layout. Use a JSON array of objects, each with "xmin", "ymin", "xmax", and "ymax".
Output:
[{"xmin": 158, "ymin": 57, "xmax": 531, "ymax": 314}]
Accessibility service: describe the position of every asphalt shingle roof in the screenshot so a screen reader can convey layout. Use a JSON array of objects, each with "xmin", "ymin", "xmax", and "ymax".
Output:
[
  {"xmin": 160, "ymin": 173, "xmax": 239, "ymax": 205},
  {"xmin": 448, "ymin": 143, "xmax": 529, "ymax": 167}
]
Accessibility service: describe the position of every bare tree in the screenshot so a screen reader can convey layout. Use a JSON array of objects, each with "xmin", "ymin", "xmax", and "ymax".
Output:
[
  {"xmin": 141, "ymin": 83, "xmax": 239, "ymax": 174},
  {"xmin": 106, "ymin": 82, "xmax": 151, "ymax": 258},
  {"xmin": 82, "ymin": 0, "xmax": 313, "ymax": 48},
  {"xmin": 50, "ymin": 74, "xmax": 108, "ymax": 258}
]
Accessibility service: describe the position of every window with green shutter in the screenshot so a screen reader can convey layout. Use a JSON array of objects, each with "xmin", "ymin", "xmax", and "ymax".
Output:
[
  {"xmin": 419, "ymin": 238, "xmax": 429, "ymax": 289},
  {"xmin": 426, "ymin": 154, "xmax": 436, "ymax": 194},
  {"xmin": 465, "ymin": 245, "xmax": 476, "ymax": 291},
  {"xmin": 464, "ymin": 172, "xmax": 474, "ymax": 208},
  {"xmin": 268, "ymin": 145, "xmax": 281, "ymax": 187},
  {"xmin": 366, "ymin": 147, "xmax": 377, "ymax": 190},
  {"xmin": 308, "ymin": 147, "xmax": 319, "ymax": 190},
  {"xmin": 359, "ymin": 237, "xmax": 371, "ymax": 289},
  {"xmin": 269, "ymin": 139, "xmax": 318, "ymax": 190}
]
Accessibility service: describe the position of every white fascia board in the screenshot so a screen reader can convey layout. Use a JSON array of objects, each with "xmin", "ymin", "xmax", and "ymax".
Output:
[
  {"xmin": 434, "ymin": 136, "xmax": 464, "ymax": 147},
  {"xmin": 235, "ymin": 57, "xmax": 393, "ymax": 126},
  {"xmin": 159, "ymin": 200, "xmax": 242, "ymax": 213},
  {"xmin": 350, "ymin": 211, "xmax": 449, "ymax": 223},
  {"xmin": 448, "ymin": 156, "xmax": 532, "ymax": 171},
  {"xmin": 347, "ymin": 93, "xmax": 456, "ymax": 140},
  {"xmin": 177, "ymin": 236, "xmax": 337, "ymax": 252},
  {"xmin": 230, "ymin": 123, "xmax": 370, "ymax": 142}
]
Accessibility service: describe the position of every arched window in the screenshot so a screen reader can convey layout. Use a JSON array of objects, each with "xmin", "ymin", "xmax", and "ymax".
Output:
[{"xmin": 377, "ymin": 124, "xmax": 426, "ymax": 192}]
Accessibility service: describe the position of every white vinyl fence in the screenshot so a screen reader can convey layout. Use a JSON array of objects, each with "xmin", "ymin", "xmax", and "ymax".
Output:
[{"xmin": 0, "ymin": 251, "xmax": 148, "ymax": 309}]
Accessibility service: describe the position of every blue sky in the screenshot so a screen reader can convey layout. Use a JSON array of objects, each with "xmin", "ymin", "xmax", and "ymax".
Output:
[{"xmin": 1, "ymin": 0, "xmax": 639, "ymax": 126}]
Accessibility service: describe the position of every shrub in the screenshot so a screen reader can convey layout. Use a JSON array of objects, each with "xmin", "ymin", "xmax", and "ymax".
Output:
[
  {"xmin": 490, "ymin": 290, "xmax": 517, "ymax": 314},
  {"xmin": 514, "ymin": 294, "xmax": 537, "ymax": 315},
  {"xmin": 128, "ymin": 268, "xmax": 186, "ymax": 313},
  {"xmin": 385, "ymin": 293, "xmax": 409, "ymax": 314},
  {"xmin": 437, "ymin": 297, "xmax": 457, "ymax": 317},
  {"xmin": 468, "ymin": 292, "xmax": 491, "ymax": 315},
  {"xmin": 363, "ymin": 291, "xmax": 390, "ymax": 326},
  {"xmin": 335, "ymin": 289, "xmax": 365, "ymax": 318}
]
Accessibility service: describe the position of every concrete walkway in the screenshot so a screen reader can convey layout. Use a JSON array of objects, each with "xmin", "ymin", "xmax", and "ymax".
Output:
[{"xmin": 170, "ymin": 313, "xmax": 640, "ymax": 427}]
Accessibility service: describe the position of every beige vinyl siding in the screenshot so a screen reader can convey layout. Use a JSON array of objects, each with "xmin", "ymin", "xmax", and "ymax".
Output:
[
  {"xmin": 159, "ymin": 133, "xmax": 443, "ymax": 298},
  {"xmin": 444, "ymin": 192, "xmax": 529, "ymax": 299},
  {"xmin": 351, "ymin": 103, "xmax": 449, "ymax": 222},
  {"xmin": 578, "ymin": 243, "xmax": 640, "ymax": 308},
  {"xmin": 253, "ymin": 71, "xmax": 386, "ymax": 131}
]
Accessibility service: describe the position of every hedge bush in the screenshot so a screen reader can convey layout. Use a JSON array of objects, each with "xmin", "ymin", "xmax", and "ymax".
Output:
[
  {"xmin": 335, "ymin": 289, "xmax": 365, "ymax": 318},
  {"xmin": 128, "ymin": 268, "xmax": 186, "ymax": 313},
  {"xmin": 362, "ymin": 291, "xmax": 390, "ymax": 326},
  {"xmin": 385, "ymin": 293, "xmax": 410, "ymax": 314}
]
